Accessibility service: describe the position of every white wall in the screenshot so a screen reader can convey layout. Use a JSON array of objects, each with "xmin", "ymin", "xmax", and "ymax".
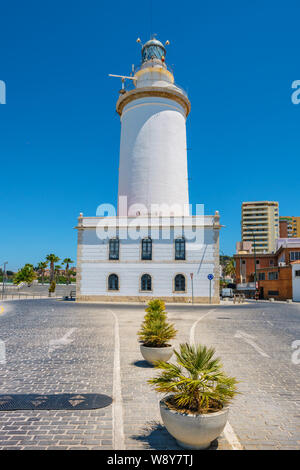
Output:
[
  {"xmin": 292, "ymin": 265, "xmax": 300, "ymax": 302},
  {"xmin": 118, "ymin": 97, "xmax": 189, "ymax": 216},
  {"xmin": 79, "ymin": 226, "xmax": 217, "ymax": 298}
]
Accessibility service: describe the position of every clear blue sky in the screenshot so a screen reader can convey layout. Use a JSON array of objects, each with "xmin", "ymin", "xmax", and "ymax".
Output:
[{"xmin": 1, "ymin": 0, "xmax": 300, "ymax": 271}]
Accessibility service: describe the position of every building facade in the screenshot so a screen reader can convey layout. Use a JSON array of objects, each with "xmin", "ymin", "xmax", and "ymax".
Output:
[
  {"xmin": 256, "ymin": 265, "xmax": 292, "ymax": 301},
  {"xmin": 76, "ymin": 214, "xmax": 221, "ymax": 303},
  {"xmin": 76, "ymin": 38, "xmax": 221, "ymax": 303},
  {"xmin": 241, "ymin": 201, "xmax": 279, "ymax": 254},
  {"xmin": 234, "ymin": 238, "xmax": 300, "ymax": 300},
  {"xmin": 279, "ymin": 216, "xmax": 300, "ymax": 238}
]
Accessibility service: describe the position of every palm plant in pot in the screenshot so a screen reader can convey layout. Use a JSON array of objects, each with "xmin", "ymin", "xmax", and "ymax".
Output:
[
  {"xmin": 149, "ymin": 342, "xmax": 238, "ymax": 449},
  {"xmin": 138, "ymin": 300, "xmax": 177, "ymax": 365}
]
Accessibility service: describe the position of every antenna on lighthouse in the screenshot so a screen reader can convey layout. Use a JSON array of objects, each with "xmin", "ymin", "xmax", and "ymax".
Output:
[{"xmin": 108, "ymin": 74, "xmax": 136, "ymax": 94}]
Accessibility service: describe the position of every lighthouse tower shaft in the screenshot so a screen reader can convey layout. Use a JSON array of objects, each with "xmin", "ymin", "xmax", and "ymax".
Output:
[{"xmin": 116, "ymin": 39, "xmax": 191, "ymax": 217}]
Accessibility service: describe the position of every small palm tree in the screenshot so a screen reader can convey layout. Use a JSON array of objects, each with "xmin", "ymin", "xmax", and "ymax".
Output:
[
  {"xmin": 149, "ymin": 343, "xmax": 238, "ymax": 414},
  {"xmin": 145, "ymin": 299, "xmax": 167, "ymax": 321},
  {"xmin": 62, "ymin": 258, "xmax": 74, "ymax": 285},
  {"xmin": 138, "ymin": 300, "xmax": 177, "ymax": 347},
  {"xmin": 37, "ymin": 261, "xmax": 48, "ymax": 285},
  {"xmin": 46, "ymin": 254, "xmax": 60, "ymax": 282}
]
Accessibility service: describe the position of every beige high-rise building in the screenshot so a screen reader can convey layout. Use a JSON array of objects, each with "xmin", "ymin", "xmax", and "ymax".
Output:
[{"xmin": 241, "ymin": 201, "xmax": 279, "ymax": 254}]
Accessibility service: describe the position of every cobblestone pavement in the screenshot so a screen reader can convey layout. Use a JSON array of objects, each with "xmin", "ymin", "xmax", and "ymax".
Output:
[
  {"xmin": 0, "ymin": 299, "xmax": 299, "ymax": 450},
  {"xmin": 0, "ymin": 300, "xmax": 114, "ymax": 450},
  {"xmin": 191, "ymin": 301, "xmax": 300, "ymax": 450}
]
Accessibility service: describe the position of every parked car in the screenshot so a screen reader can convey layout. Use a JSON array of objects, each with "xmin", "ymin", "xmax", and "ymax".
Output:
[{"xmin": 221, "ymin": 287, "xmax": 234, "ymax": 299}]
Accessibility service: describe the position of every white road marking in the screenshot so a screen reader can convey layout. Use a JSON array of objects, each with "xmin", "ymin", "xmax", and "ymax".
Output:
[
  {"xmin": 107, "ymin": 309, "xmax": 125, "ymax": 450},
  {"xmin": 234, "ymin": 330, "xmax": 270, "ymax": 358},
  {"xmin": 48, "ymin": 328, "xmax": 77, "ymax": 354},
  {"xmin": 190, "ymin": 308, "xmax": 243, "ymax": 450},
  {"xmin": 0, "ymin": 340, "xmax": 6, "ymax": 364},
  {"xmin": 223, "ymin": 422, "xmax": 244, "ymax": 450},
  {"xmin": 189, "ymin": 309, "xmax": 216, "ymax": 345}
]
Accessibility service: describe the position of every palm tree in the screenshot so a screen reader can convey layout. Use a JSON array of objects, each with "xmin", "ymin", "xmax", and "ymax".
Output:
[
  {"xmin": 62, "ymin": 258, "xmax": 74, "ymax": 285},
  {"xmin": 46, "ymin": 254, "xmax": 60, "ymax": 282},
  {"xmin": 37, "ymin": 261, "xmax": 48, "ymax": 285},
  {"xmin": 149, "ymin": 343, "xmax": 238, "ymax": 414},
  {"xmin": 224, "ymin": 259, "xmax": 235, "ymax": 280},
  {"xmin": 54, "ymin": 264, "xmax": 62, "ymax": 283},
  {"xmin": 13, "ymin": 264, "xmax": 37, "ymax": 286}
]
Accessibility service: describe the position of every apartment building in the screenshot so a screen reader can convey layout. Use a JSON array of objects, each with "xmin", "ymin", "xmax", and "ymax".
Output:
[
  {"xmin": 279, "ymin": 216, "xmax": 300, "ymax": 238},
  {"xmin": 234, "ymin": 238, "xmax": 300, "ymax": 300},
  {"xmin": 241, "ymin": 201, "xmax": 279, "ymax": 254}
]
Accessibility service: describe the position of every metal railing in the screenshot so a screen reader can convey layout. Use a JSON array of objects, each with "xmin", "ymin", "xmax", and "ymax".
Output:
[{"xmin": 1, "ymin": 293, "xmax": 60, "ymax": 300}]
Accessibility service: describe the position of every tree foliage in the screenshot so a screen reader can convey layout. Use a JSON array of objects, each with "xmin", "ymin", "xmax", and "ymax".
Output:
[
  {"xmin": 138, "ymin": 299, "xmax": 177, "ymax": 348},
  {"xmin": 13, "ymin": 264, "xmax": 37, "ymax": 285},
  {"xmin": 149, "ymin": 343, "xmax": 238, "ymax": 414},
  {"xmin": 62, "ymin": 258, "xmax": 74, "ymax": 285},
  {"xmin": 46, "ymin": 254, "xmax": 60, "ymax": 282},
  {"xmin": 49, "ymin": 280, "xmax": 56, "ymax": 293},
  {"xmin": 37, "ymin": 261, "xmax": 48, "ymax": 285},
  {"xmin": 224, "ymin": 259, "xmax": 236, "ymax": 278}
]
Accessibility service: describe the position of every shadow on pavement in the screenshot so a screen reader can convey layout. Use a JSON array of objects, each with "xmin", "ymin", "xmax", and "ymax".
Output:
[
  {"xmin": 0, "ymin": 393, "xmax": 112, "ymax": 410},
  {"xmin": 132, "ymin": 360, "xmax": 153, "ymax": 368},
  {"xmin": 131, "ymin": 421, "xmax": 219, "ymax": 450}
]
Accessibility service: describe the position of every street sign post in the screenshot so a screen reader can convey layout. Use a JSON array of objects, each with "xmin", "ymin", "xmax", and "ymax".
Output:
[
  {"xmin": 207, "ymin": 274, "xmax": 214, "ymax": 304},
  {"xmin": 190, "ymin": 273, "xmax": 194, "ymax": 304}
]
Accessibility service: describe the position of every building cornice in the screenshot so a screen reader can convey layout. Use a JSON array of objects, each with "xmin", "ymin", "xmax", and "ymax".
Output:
[{"xmin": 116, "ymin": 86, "xmax": 191, "ymax": 117}]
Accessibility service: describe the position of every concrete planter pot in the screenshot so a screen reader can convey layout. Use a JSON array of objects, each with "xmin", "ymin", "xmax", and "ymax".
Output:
[
  {"xmin": 159, "ymin": 397, "xmax": 229, "ymax": 450},
  {"xmin": 140, "ymin": 344, "xmax": 173, "ymax": 365}
]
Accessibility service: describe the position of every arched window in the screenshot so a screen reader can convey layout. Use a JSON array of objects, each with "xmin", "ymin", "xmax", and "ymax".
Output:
[
  {"xmin": 174, "ymin": 274, "xmax": 186, "ymax": 292},
  {"xmin": 108, "ymin": 274, "xmax": 119, "ymax": 291},
  {"xmin": 175, "ymin": 237, "xmax": 185, "ymax": 260},
  {"xmin": 109, "ymin": 238, "xmax": 119, "ymax": 260},
  {"xmin": 141, "ymin": 237, "xmax": 152, "ymax": 260},
  {"xmin": 141, "ymin": 274, "xmax": 152, "ymax": 291}
]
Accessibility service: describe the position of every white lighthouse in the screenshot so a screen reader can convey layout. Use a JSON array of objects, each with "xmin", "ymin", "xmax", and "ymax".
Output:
[
  {"xmin": 117, "ymin": 38, "xmax": 190, "ymax": 217},
  {"xmin": 76, "ymin": 37, "xmax": 221, "ymax": 304}
]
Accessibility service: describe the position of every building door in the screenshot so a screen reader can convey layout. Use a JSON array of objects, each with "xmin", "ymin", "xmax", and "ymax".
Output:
[{"xmin": 259, "ymin": 287, "xmax": 264, "ymax": 299}]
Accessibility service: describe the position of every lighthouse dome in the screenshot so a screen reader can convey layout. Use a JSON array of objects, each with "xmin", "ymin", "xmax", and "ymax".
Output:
[{"xmin": 142, "ymin": 38, "xmax": 166, "ymax": 63}]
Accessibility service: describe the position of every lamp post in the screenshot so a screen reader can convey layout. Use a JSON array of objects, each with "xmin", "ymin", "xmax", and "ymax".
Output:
[
  {"xmin": 1, "ymin": 262, "xmax": 8, "ymax": 299},
  {"xmin": 248, "ymin": 230, "xmax": 257, "ymax": 299}
]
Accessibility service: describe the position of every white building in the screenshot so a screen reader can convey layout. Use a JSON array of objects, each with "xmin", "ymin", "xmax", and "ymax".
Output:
[
  {"xmin": 76, "ymin": 38, "xmax": 221, "ymax": 303},
  {"xmin": 292, "ymin": 262, "xmax": 300, "ymax": 302}
]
